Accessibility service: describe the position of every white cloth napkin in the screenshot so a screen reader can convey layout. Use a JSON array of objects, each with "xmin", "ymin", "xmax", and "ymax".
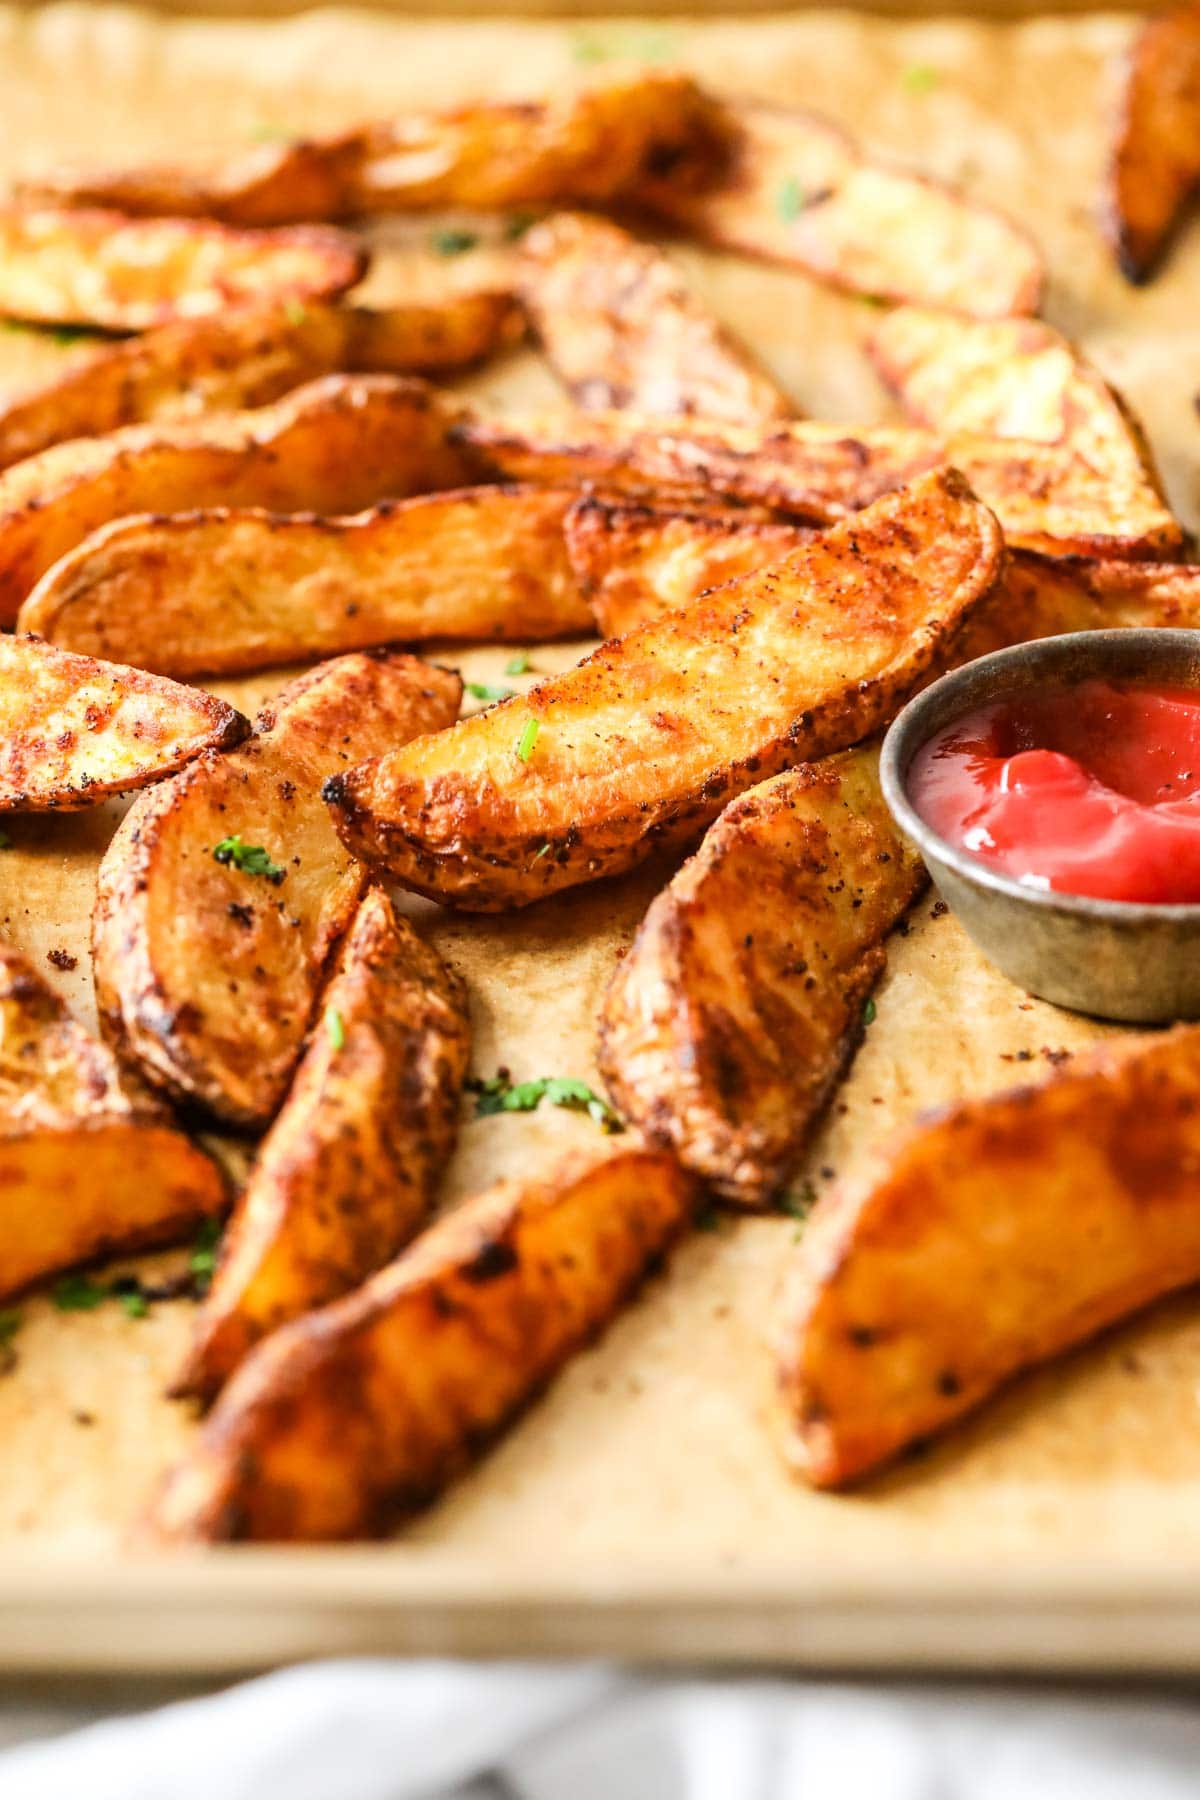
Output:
[{"xmin": 4, "ymin": 1660, "xmax": 1200, "ymax": 1800}]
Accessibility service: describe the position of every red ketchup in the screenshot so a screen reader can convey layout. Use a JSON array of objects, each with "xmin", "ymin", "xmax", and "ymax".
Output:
[{"xmin": 908, "ymin": 679, "xmax": 1200, "ymax": 904}]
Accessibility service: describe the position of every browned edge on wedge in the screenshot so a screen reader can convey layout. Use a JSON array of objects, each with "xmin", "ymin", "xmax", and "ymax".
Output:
[{"xmin": 1104, "ymin": 3, "xmax": 1200, "ymax": 283}]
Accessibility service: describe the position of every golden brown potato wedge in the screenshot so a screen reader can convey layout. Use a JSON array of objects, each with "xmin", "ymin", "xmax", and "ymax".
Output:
[
  {"xmin": 1105, "ymin": 2, "xmax": 1200, "ymax": 282},
  {"xmin": 517, "ymin": 211, "xmax": 791, "ymax": 425},
  {"xmin": 325, "ymin": 468, "xmax": 1002, "ymax": 911},
  {"xmin": 778, "ymin": 1025, "xmax": 1200, "ymax": 1488},
  {"xmin": 93, "ymin": 651, "xmax": 462, "ymax": 1130},
  {"xmin": 0, "ymin": 943, "xmax": 225, "ymax": 1299},
  {"xmin": 0, "ymin": 207, "xmax": 365, "ymax": 332},
  {"xmin": 0, "ymin": 294, "xmax": 521, "ymax": 475},
  {"xmin": 21, "ymin": 487, "xmax": 591, "ymax": 678},
  {"xmin": 638, "ymin": 98, "xmax": 1043, "ymax": 318},
  {"xmin": 963, "ymin": 552, "xmax": 1200, "ymax": 659},
  {"xmin": 176, "ymin": 887, "xmax": 470, "ymax": 1404},
  {"xmin": 0, "ymin": 634, "xmax": 247, "ymax": 810},
  {"xmin": 455, "ymin": 405, "xmax": 1184, "ymax": 560},
  {"xmin": 599, "ymin": 748, "xmax": 923, "ymax": 1206},
  {"xmin": 22, "ymin": 73, "xmax": 723, "ymax": 225},
  {"xmin": 149, "ymin": 1144, "xmax": 697, "ymax": 1541},
  {"xmin": 0, "ymin": 374, "xmax": 471, "ymax": 625}
]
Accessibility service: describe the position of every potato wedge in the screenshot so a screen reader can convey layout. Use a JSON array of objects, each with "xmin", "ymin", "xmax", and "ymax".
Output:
[
  {"xmin": 0, "ymin": 944, "xmax": 225, "ymax": 1299},
  {"xmin": 455, "ymin": 405, "xmax": 1183, "ymax": 560},
  {"xmin": 93, "ymin": 651, "xmax": 462, "ymax": 1129},
  {"xmin": 0, "ymin": 207, "xmax": 365, "ymax": 332},
  {"xmin": 599, "ymin": 748, "xmax": 923, "ymax": 1206},
  {"xmin": 778, "ymin": 1025, "xmax": 1200, "ymax": 1488},
  {"xmin": 325, "ymin": 468, "xmax": 1002, "ymax": 911},
  {"xmin": 638, "ymin": 98, "xmax": 1043, "ymax": 318},
  {"xmin": 963, "ymin": 551, "xmax": 1200, "ymax": 660},
  {"xmin": 22, "ymin": 73, "xmax": 723, "ymax": 225},
  {"xmin": 1105, "ymin": 2, "xmax": 1200, "ymax": 282},
  {"xmin": 0, "ymin": 634, "xmax": 247, "ymax": 810},
  {"xmin": 0, "ymin": 374, "xmax": 471, "ymax": 625},
  {"xmin": 0, "ymin": 294, "xmax": 521, "ymax": 475},
  {"xmin": 517, "ymin": 211, "xmax": 791, "ymax": 425},
  {"xmin": 868, "ymin": 306, "xmax": 1168, "ymax": 510},
  {"xmin": 149, "ymin": 1144, "xmax": 697, "ymax": 1541},
  {"xmin": 176, "ymin": 887, "xmax": 470, "ymax": 1404},
  {"xmin": 20, "ymin": 487, "xmax": 591, "ymax": 677}
]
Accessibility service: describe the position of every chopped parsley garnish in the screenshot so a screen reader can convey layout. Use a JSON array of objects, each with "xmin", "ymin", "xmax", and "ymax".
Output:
[
  {"xmin": 466, "ymin": 681, "xmax": 515, "ymax": 703},
  {"xmin": 325, "ymin": 1005, "xmax": 345, "ymax": 1051},
  {"xmin": 212, "ymin": 836, "xmax": 285, "ymax": 883},
  {"xmin": 777, "ymin": 1182, "xmax": 817, "ymax": 1239},
  {"xmin": 0, "ymin": 1307, "xmax": 20, "ymax": 1374},
  {"xmin": 571, "ymin": 27, "xmax": 677, "ymax": 64},
  {"xmin": 189, "ymin": 1218, "xmax": 223, "ymax": 1297},
  {"xmin": 430, "ymin": 229, "xmax": 479, "ymax": 257},
  {"xmin": 283, "ymin": 299, "xmax": 308, "ymax": 326},
  {"xmin": 469, "ymin": 1071, "xmax": 624, "ymax": 1133},
  {"xmin": 505, "ymin": 651, "xmax": 532, "ymax": 676},
  {"xmin": 53, "ymin": 1273, "xmax": 109, "ymax": 1312},
  {"xmin": 776, "ymin": 176, "xmax": 806, "ymax": 223},
  {"xmin": 862, "ymin": 997, "xmax": 877, "ymax": 1025},
  {"xmin": 902, "ymin": 63, "xmax": 939, "ymax": 93},
  {"xmin": 533, "ymin": 842, "xmax": 551, "ymax": 860},
  {"xmin": 504, "ymin": 213, "xmax": 536, "ymax": 242},
  {"xmin": 516, "ymin": 718, "xmax": 540, "ymax": 763},
  {"xmin": 119, "ymin": 1290, "xmax": 150, "ymax": 1320},
  {"xmin": 49, "ymin": 324, "xmax": 103, "ymax": 346}
]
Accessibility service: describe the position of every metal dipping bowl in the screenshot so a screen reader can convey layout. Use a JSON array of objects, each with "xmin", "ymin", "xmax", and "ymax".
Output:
[{"xmin": 880, "ymin": 630, "xmax": 1200, "ymax": 1024}]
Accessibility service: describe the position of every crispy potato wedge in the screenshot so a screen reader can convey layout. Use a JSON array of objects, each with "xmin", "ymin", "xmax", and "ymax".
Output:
[
  {"xmin": 0, "ymin": 634, "xmax": 247, "ymax": 810},
  {"xmin": 21, "ymin": 486, "xmax": 591, "ymax": 677},
  {"xmin": 0, "ymin": 374, "xmax": 471, "ymax": 625},
  {"xmin": 963, "ymin": 551, "xmax": 1200, "ymax": 659},
  {"xmin": 599, "ymin": 748, "xmax": 923, "ymax": 1206},
  {"xmin": 0, "ymin": 294, "xmax": 521, "ymax": 475},
  {"xmin": 93, "ymin": 651, "xmax": 462, "ymax": 1130},
  {"xmin": 0, "ymin": 944, "xmax": 225, "ymax": 1299},
  {"xmin": 455, "ymin": 405, "xmax": 1184, "ymax": 560},
  {"xmin": 1105, "ymin": 2, "xmax": 1200, "ymax": 282},
  {"xmin": 517, "ymin": 211, "xmax": 791, "ymax": 425},
  {"xmin": 149, "ymin": 1144, "xmax": 697, "ymax": 1541},
  {"xmin": 0, "ymin": 207, "xmax": 365, "ymax": 332},
  {"xmin": 638, "ymin": 98, "xmax": 1043, "ymax": 318},
  {"xmin": 778, "ymin": 1025, "xmax": 1200, "ymax": 1488},
  {"xmin": 22, "ymin": 73, "xmax": 723, "ymax": 225},
  {"xmin": 325, "ymin": 468, "xmax": 1002, "ymax": 911},
  {"xmin": 176, "ymin": 887, "xmax": 470, "ymax": 1404}
]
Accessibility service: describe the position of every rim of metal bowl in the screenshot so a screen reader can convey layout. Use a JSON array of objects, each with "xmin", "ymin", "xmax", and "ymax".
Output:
[{"xmin": 879, "ymin": 629, "xmax": 1200, "ymax": 926}]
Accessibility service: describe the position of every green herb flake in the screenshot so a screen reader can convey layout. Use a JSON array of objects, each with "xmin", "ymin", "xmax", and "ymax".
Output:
[
  {"xmin": 283, "ymin": 299, "xmax": 308, "ymax": 327},
  {"xmin": 49, "ymin": 324, "xmax": 102, "ymax": 346},
  {"xmin": 430, "ymin": 229, "xmax": 479, "ymax": 257},
  {"xmin": 516, "ymin": 718, "xmax": 540, "ymax": 763},
  {"xmin": 902, "ymin": 63, "xmax": 940, "ymax": 94},
  {"xmin": 325, "ymin": 1005, "xmax": 345, "ymax": 1051},
  {"xmin": 0, "ymin": 830, "xmax": 12, "ymax": 850},
  {"xmin": 504, "ymin": 214, "xmax": 536, "ymax": 242},
  {"xmin": 469, "ymin": 1071, "xmax": 623, "ymax": 1133},
  {"xmin": 53, "ymin": 1273, "xmax": 108, "ymax": 1312},
  {"xmin": 862, "ymin": 997, "xmax": 877, "ymax": 1026},
  {"xmin": 0, "ymin": 1307, "xmax": 21, "ymax": 1373},
  {"xmin": 533, "ymin": 842, "xmax": 551, "ymax": 861},
  {"xmin": 119, "ymin": 1290, "xmax": 150, "ymax": 1320},
  {"xmin": 776, "ymin": 176, "xmax": 806, "ymax": 223},
  {"xmin": 571, "ymin": 27, "xmax": 678, "ymax": 65},
  {"xmin": 504, "ymin": 651, "xmax": 532, "ymax": 676},
  {"xmin": 212, "ymin": 835, "xmax": 286, "ymax": 884},
  {"xmin": 189, "ymin": 1218, "xmax": 223, "ymax": 1296},
  {"xmin": 466, "ymin": 681, "xmax": 515, "ymax": 703}
]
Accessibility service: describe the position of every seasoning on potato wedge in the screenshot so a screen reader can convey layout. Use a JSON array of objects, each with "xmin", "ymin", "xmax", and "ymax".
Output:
[
  {"xmin": 517, "ymin": 211, "xmax": 791, "ymax": 424},
  {"xmin": 149, "ymin": 1144, "xmax": 697, "ymax": 1542},
  {"xmin": 21, "ymin": 486, "xmax": 591, "ymax": 678},
  {"xmin": 599, "ymin": 747, "xmax": 923, "ymax": 1207},
  {"xmin": 0, "ymin": 373, "xmax": 471, "ymax": 624},
  {"xmin": 22, "ymin": 72, "xmax": 723, "ymax": 225},
  {"xmin": 778, "ymin": 1025, "xmax": 1200, "ymax": 1489},
  {"xmin": 1105, "ymin": 2, "xmax": 1200, "ymax": 282},
  {"xmin": 455, "ymin": 404, "xmax": 1183, "ymax": 560},
  {"xmin": 0, "ymin": 634, "xmax": 247, "ymax": 810},
  {"xmin": 0, "ymin": 944, "xmax": 226, "ymax": 1299},
  {"xmin": 325, "ymin": 468, "xmax": 1002, "ymax": 911},
  {"xmin": 638, "ymin": 97, "xmax": 1043, "ymax": 318},
  {"xmin": 0, "ymin": 207, "xmax": 365, "ymax": 332},
  {"xmin": 93, "ymin": 651, "xmax": 462, "ymax": 1130},
  {"xmin": 176, "ymin": 887, "xmax": 470, "ymax": 1404},
  {"xmin": 0, "ymin": 294, "xmax": 521, "ymax": 476}
]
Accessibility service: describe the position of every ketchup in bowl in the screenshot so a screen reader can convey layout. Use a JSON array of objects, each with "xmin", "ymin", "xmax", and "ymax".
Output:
[{"xmin": 907, "ymin": 679, "xmax": 1200, "ymax": 905}]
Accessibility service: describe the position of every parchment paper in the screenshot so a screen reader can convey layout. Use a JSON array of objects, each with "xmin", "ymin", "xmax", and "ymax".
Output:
[{"xmin": 1, "ymin": 3, "xmax": 1198, "ymax": 1589}]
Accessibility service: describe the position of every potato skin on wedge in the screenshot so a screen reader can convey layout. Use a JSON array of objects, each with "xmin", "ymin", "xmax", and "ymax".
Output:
[
  {"xmin": 1105, "ymin": 3, "xmax": 1200, "ymax": 282},
  {"xmin": 638, "ymin": 98, "xmax": 1043, "ymax": 318},
  {"xmin": 149, "ymin": 1145, "xmax": 697, "ymax": 1541},
  {"xmin": 0, "ymin": 295, "xmax": 520, "ymax": 476},
  {"xmin": 0, "ymin": 374, "xmax": 471, "ymax": 623},
  {"xmin": 778, "ymin": 1026, "xmax": 1200, "ymax": 1488},
  {"xmin": 518, "ymin": 211, "xmax": 791, "ymax": 425},
  {"xmin": 93, "ymin": 651, "xmax": 462, "ymax": 1130},
  {"xmin": 325, "ymin": 469, "xmax": 1002, "ymax": 911},
  {"xmin": 599, "ymin": 748, "xmax": 923, "ymax": 1206},
  {"xmin": 0, "ymin": 207, "xmax": 364, "ymax": 331},
  {"xmin": 21, "ymin": 487, "xmax": 591, "ymax": 678},
  {"xmin": 0, "ymin": 634, "xmax": 246, "ymax": 810},
  {"xmin": 0, "ymin": 945, "xmax": 225, "ymax": 1299},
  {"xmin": 176, "ymin": 887, "xmax": 470, "ymax": 1404}
]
